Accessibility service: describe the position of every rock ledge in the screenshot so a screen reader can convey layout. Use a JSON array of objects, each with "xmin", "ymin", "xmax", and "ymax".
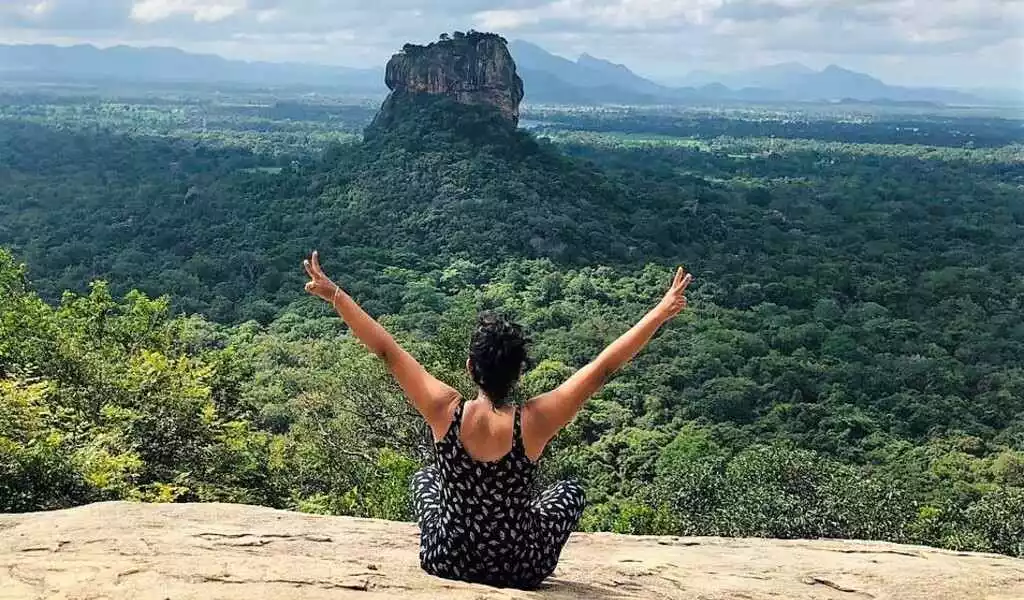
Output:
[{"xmin": 1, "ymin": 502, "xmax": 1022, "ymax": 599}]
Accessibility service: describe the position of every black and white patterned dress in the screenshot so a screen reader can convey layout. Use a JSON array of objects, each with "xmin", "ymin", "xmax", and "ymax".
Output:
[{"xmin": 410, "ymin": 399, "xmax": 586, "ymax": 589}]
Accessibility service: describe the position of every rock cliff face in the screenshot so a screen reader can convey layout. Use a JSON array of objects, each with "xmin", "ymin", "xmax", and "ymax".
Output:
[
  {"xmin": 376, "ymin": 32, "xmax": 524, "ymax": 127},
  {"xmin": 2, "ymin": 502, "xmax": 1024, "ymax": 600}
]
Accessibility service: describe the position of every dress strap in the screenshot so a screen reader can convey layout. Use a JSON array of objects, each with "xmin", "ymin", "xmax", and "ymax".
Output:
[
  {"xmin": 513, "ymin": 403, "xmax": 525, "ymax": 450},
  {"xmin": 443, "ymin": 397, "xmax": 467, "ymax": 441},
  {"xmin": 454, "ymin": 398, "xmax": 467, "ymax": 431}
]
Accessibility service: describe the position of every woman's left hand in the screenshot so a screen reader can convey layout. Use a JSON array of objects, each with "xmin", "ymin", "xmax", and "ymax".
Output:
[{"xmin": 303, "ymin": 250, "xmax": 339, "ymax": 302}]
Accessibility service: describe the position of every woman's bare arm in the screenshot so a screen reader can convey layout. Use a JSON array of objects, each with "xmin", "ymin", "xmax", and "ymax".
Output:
[
  {"xmin": 304, "ymin": 251, "xmax": 458, "ymax": 438},
  {"xmin": 524, "ymin": 267, "xmax": 693, "ymax": 455}
]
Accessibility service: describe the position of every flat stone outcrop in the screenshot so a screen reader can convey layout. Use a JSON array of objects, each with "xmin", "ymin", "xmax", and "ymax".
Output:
[{"xmin": 1, "ymin": 501, "xmax": 1022, "ymax": 599}]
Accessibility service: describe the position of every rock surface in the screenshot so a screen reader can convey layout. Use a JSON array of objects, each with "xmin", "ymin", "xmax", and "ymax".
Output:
[
  {"xmin": 380, "ymin": 32, "xmax": 524, "ymax": 126},
  {"xmin": 1, "ymin": 502, "xmax": 1023, "ymax": 599}
]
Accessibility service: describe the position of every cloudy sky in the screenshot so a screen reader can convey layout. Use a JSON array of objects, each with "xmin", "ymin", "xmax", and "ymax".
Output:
[{"xmin": 1, "ymin": 0, "xmax": 1021, "ymax": 88}]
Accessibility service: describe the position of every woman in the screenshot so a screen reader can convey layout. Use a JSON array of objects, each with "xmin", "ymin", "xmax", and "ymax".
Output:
[{"xmin": 303, "ymin": 251, "xmax": 693, "ymax": 589}]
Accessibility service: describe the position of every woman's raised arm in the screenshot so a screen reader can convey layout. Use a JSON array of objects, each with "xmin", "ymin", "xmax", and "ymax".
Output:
[{"xmin": 304, "ymin": 251, "xmax": 458, "ymax": 439}]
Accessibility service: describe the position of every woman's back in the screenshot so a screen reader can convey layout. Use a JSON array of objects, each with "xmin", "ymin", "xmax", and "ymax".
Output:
[
  {"xmin": 454, "ymin": 399, "xmax": 519, "ymax": 462},
  {"xmin": 446, "ymin": 397, "xmax": 551, "ymax": 463}
]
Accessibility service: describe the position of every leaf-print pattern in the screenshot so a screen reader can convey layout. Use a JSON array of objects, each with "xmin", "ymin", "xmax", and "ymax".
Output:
[{"xmin": 411, "ymin": 399, "xmax": 585, "ymax": 590}]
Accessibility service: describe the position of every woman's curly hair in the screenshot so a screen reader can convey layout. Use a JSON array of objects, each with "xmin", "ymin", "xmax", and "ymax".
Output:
[{"xmin": 468, "ymin": 312, "xmax": 530, "ymax": 407}]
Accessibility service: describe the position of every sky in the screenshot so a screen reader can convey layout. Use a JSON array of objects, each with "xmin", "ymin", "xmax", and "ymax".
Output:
[{"xmin": 0, "ymin": 0, "xmax": 1021, "ymax": 89}]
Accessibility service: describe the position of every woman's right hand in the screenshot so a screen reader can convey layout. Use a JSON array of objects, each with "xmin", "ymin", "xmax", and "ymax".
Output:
[
  {"xmin": 653, "ymin": 267, "xmax": 693, "ymax": 323},
  {"xmin": 303, "ymin": 250, "xmax": 339, "ymax": 303}
]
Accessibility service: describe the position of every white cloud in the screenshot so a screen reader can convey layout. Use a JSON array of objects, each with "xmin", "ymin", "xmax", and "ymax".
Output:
[
  {"xmin": 476, "ymin": 0, "xmax": 725, "ymax": 31},
  {"xmin": 130, "ymin": 0, "xmax": 247, "ymax": 24},
  {"xmin": 254, "ymin": 8, "xmax": 281, "ymax": 23},
  {"xmin": 476, "ymin": 9, "xmax": 544, "ymax": 30},
  {"xmin": 26, "ymin": 1, "xmax": 55, "ymax": 17}
]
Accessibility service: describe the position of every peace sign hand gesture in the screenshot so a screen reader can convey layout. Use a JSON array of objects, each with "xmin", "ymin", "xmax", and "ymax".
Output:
[
  {"xmin": 303, "ymin": 250, "xmax": 339, "ymax": 303},
  {"xmin": 653, "ymin": 266, "xmax": 694, "ymax": 323}
]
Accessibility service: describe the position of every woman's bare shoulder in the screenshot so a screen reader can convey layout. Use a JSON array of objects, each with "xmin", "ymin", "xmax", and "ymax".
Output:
[{"xmin": 431, "ymin": 392, "xmax": 463, "ymax": 442}]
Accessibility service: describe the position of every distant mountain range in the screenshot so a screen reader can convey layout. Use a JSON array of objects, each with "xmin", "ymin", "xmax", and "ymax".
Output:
[
  {"xmin": 0, "ymin": 44, "xmax": 381, "ymax": 90},
  {"xmin": 673, "ymin": 62, "xmax": 816, "ymax": 89},
  {"xmin": 508, "ymin": 41, "xmax": 1001, "ymax": 107},
  {"xmin": 0, "ymin": 41, "xmax": 1017, "ymax": 108}
]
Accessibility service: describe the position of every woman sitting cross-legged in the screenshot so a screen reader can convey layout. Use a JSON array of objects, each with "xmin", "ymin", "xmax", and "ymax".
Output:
[{"xmin": 303, "ymin": 251, "xmax": 693, "ymax": 589}]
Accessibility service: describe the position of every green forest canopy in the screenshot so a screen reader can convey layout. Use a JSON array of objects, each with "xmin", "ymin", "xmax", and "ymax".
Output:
[{"xmin": 0, "ymin": 91, "xmax": 1022, "ymax": 557}]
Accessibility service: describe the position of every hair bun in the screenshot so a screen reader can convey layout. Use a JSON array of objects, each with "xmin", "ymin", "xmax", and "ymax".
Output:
[{"xmin": 469, "ymin": 312, "xmax": 529, "ymax": 407}]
